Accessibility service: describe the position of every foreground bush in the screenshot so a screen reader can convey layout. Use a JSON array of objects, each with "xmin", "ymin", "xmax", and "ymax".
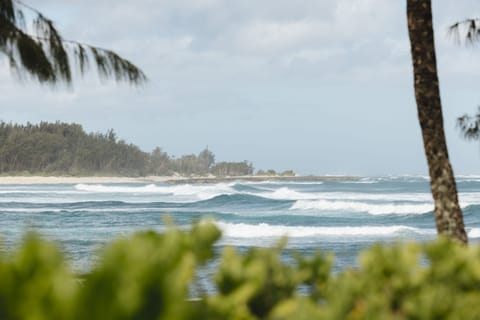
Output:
[{"xmin": 1, "ymin": 225, "xmax": 480, "ymax": 319}]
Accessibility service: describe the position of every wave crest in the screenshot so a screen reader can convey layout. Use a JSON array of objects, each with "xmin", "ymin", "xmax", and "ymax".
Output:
[
  {"xmin": 217, "ymin": 222, "xmax": 433, "ymax": 238},
  {"xmin": 74, "ymin": 183, "xmax": 235, "ymax": 200},
  {"xmin": 290, "ymin": 200, "xmax": 433, "ymax": 215}
]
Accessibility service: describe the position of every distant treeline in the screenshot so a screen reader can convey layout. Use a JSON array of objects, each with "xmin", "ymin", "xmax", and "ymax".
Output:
[{"xmin": 0, "ymin": 121, "xmax": 254, "ymax": 177}]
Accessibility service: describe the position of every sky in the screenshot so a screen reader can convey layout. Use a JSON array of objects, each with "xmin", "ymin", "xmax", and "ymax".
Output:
[{"xmin": 1, "ymin": 0, "xmax": 480, "ymax": 176}]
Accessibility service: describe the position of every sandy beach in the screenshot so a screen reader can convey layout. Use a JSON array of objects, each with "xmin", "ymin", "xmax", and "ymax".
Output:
[{"xmin": 0, "ymin": 175, "xmax": 359, "ymax": 185}]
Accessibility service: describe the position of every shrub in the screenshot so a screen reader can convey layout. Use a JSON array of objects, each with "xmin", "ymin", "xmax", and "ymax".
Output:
[{"xmin": 1, "ymin": 226, "xmax": 480, "ymax": 319}]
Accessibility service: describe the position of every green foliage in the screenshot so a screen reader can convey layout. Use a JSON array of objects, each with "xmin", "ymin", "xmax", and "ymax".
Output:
[
  {"xmin": 289, "ymin": 238, "xmax": 480, "ymax": 320},
  {"xmin": 206, "ymin": 241, "xmax": 305, "ymax": 319},
  {"xmin": 255, "ymin": 169, "xmax": 291, "ymax": 177},
  {"xmin": 0, "ymin": 222, "xmax": 221, "ymax": 320},
  {"xmin": 211, "ymin": 160, "xmax": 254, "ymax": 176},
  {"xmin": 75, "ymin": 222, "xmax": 221, "ymax": 320},
  {"xmin": 4, "ymin": 227, "xmax": 480, "ymax": 319},
  {"xmin": 0, "ymin": 233, "xmax": 76, "ymax": 320},
  {"xmin": 203, "ymin": 242, "xmax": 333, "ymax": 320},
  {"xmin": 280, "ymin": 170, "xmax": 296, "ymax": 177},
  {"xmin": 0, "ymin": 121, "xmax": 262, "ymax": 177},
  {"xmin": 0, "ymin": 121, "xmax": 149, "ymax": 176}
]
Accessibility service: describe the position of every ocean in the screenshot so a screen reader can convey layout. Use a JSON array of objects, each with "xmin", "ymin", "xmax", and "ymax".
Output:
[{"xmin": 0, "ymin": 175, "xmax": 479, "ymax": 275}]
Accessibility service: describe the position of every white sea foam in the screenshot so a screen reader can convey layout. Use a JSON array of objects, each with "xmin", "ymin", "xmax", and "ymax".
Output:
[
  {"xmin": 345, "ymin": 174, "xmax": 480, "ymax": 183},
  {"xmin": 217, "ymin": 222, "xmax": 434, "ymax": 238},
  {"xmin": 75, "ymin": 184, "xmax": 160, "ymax": 193},
  {"xmin": 374, "ymin": 175, "xmax": 430, "ymax": 182},
  {"xmin": 468, "ymin": 228, "xmax": 480, "ymax": 238},
  {"xmin": 453, "ymin": 192, "xmax": 480, "ymax": 208},
  {"xmin": 258, "ymin": 187, "xmax": 313, "ymax": 200},
  {"xmin": 0, "ymin": 197, "xmax": 89, "ymax": 204},
  {"xmin": 338, "ymin": 177, "xmax": 380, "ymax": 184},
  {"xmin": 290, "ymin": 200, "xmax": 434, "ymax": 215},
  {"xmin": 0, "ymin": 207, "xmax": 176, "ymax": 213},
  {"xmin": 0, "ymin": 190, "xmax": 80, "ymax": 194},
  {"xmin": 256, "ymin": 188, "xmax": 435, "ymax": 202},
  {"xmin": 74, "ymin": 183, "xmax": 236, "ymax": 200},
  {"xmin": 162, "ymin": 183, "xmax": 236, "ymax": 200},
  {"xmin": 339, "ymin": 180, "xmax": 378, "ymax": 184},
  {"xmin": 240, "ymin": 180, "xmax": 323, "ymax": 186},
  {"xmin": 259, "ymin": 188, "xmax": 480, "ymax": 207},
  {"xmin": 456, "ymin": 175, "xmax": 480, "ymax": 182},
  {"xmin": 0, "ymin": 207, "xmax": 66, "ymax": 213}
]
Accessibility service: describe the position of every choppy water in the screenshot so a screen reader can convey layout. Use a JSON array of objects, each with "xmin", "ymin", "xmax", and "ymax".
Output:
[{"xmin": 0, "ymin": 175, "xmax": 479, "ymax": 273}]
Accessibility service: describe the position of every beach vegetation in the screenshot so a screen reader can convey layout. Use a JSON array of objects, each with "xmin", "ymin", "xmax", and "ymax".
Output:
[
  {"xmin": 2, "ymin": 224, "xmax": 480, "ymax": 319},
  {"xmin": 255, "ymin": 169, "xmax": 296, "ymax": 177},
  {"xmin": 210, "ymin": 161, "xmax": 254, "ymax": 176},
  {"xmin": 0, "ymin": 121, "xmax": 260, "ymax": 177},
  {"xmin": 280, "ymin": 170, "xmax": 296, "ymax": 177},
  {"xmin": 0, "ymin": 121, "xmax": 148, "ymax": 176},
  {"xmin": 256, "ymin": 169, "xmax": 277, "ymax": 176}
]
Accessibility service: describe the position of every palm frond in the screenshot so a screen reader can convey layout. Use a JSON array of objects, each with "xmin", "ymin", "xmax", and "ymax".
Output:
[
  {"xmin": 448, "ymin": 18, "xmax": 480, "ymax": 46},
  {"xmin": 0, "ymin": 0, "xmax": 15, "ymax": 22},
  {"xmin": 0, "ymin": 0, "xmax": 147, "ymax": 86},
  {"xmin": 74, "ymin": 44, "xmax": 89, "ymax": 74},
  {"xmin": 457, "ymin": 107, "xmax": 480, "ymax": 141},
  {"xmin": 16, "ymin": 31, "xmax": 56, "ymax": 83}
]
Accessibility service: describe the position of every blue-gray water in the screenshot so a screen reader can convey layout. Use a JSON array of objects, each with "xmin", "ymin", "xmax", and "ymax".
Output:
[{"xmin": 1, "ymin": 175, "xmax": 480, "ymax": 274}]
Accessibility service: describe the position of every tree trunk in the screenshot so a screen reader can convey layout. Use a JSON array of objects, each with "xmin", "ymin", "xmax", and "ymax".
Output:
[{"xmin": 407, "ymin": 0, "xmax": 467, "ymax": 243}]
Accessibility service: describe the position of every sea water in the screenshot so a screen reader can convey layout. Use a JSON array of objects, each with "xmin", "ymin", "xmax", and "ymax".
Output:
[{"xmin": 0, "ymin": 176, "xmax": 479, "ymax": 276}]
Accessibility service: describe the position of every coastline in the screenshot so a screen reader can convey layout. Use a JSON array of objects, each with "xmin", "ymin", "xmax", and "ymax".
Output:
[{"xmin": 0, "ymin": 175, "xmax": 360, "ymax": 185}]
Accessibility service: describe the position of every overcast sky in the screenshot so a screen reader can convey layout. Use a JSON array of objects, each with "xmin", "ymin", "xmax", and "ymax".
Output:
[{"xmin": 1, "ymin": 0, "xmax": 480, "ymax": 175}]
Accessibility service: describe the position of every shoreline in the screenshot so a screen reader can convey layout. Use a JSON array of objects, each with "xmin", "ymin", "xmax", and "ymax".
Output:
[{"xmin": 0, "ymin": 175, "xmax": 360, "ymax": 185}]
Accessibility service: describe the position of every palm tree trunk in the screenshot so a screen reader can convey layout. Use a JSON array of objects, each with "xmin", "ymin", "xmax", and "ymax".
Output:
[{"xmin": 407, "ymin": 0, "xmax": 467, "ymax": 243}]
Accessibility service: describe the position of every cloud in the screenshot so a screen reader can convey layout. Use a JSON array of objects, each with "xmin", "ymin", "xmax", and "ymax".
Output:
[{"xmin": 2, "ymin": 0, "xmax": 480, "ymax": 174}]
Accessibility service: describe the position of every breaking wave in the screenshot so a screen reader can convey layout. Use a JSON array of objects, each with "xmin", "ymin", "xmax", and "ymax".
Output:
[
  {"xmin": 74, "ymin": 183, "xmax": 236, "ymax": 200},
  {"xmin": 217, "ymin": 222, "xmax": 434, "ymax": 238},
  {"xmin": 290, "ymin": 200, "xmax": 433, "ymax": 215}
]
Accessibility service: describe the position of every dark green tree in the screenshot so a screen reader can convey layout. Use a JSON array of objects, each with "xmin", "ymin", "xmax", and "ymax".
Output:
[
  {"xmin": 0, "ymin": 0, "xmax": 146, "ymax": 85},
  {"xmin": 407, "ymin": 0, "xmax": 467, "ymax": 243}
]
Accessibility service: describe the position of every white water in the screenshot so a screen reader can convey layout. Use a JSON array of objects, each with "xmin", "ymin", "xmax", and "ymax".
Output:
[
  {"xmin": 290, "ymin": 200, "xmax": 434, "ymax": 215},
  {"xmin": 217, "ymin": 222, "xmax": 435, "ymax": 238},
  {"xmin": 75, "ymin": 183, "xmax": 236, "ymax": 200}
]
